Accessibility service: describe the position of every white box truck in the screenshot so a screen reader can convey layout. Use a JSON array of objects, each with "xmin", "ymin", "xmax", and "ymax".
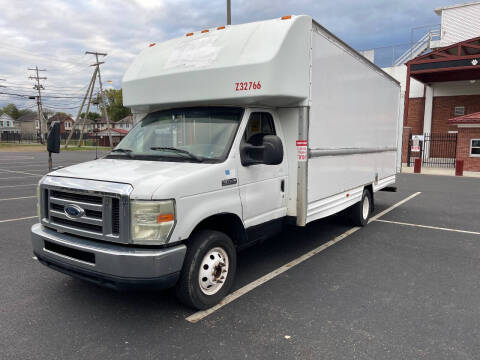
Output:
[{"xmin": 31, "ymin": 15, "xmax": 402, "ymax": 309}]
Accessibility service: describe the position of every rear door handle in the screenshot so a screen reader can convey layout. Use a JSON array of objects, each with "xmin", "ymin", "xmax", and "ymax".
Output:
[{"xmin": 280, "ymin": 179, "xmax": 285, "ymax": 192}]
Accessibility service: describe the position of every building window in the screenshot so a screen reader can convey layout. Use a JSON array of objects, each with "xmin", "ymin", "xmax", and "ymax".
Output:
[
  {"xmin": 454, "ymin": 106, "xmax": 465, "ymax": 116},
  {"xmin": 471, "ymin": 139, "xmax": 480, "ymax": 157}
]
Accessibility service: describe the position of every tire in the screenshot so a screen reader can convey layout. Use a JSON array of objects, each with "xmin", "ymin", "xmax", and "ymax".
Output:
[
  {"xmin": 175, "ymin": 230, "xmax": 236, "ymax": 310},
  {"xmin": 349, "ymin": 188, "xmax": 373, "ymax": 227}
]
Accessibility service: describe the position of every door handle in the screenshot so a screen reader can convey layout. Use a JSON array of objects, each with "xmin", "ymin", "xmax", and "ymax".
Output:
[{"xmin": 280, "ymin": 179, "xmax": 285, "ymax": 192}]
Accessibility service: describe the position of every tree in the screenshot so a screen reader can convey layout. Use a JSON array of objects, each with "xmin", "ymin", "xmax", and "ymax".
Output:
[
  {"xmin": 80, "ymin": 111, "xmax": 101, "ymax": 121},
  {"xmin": 1, "ymin": 103, "xmax": 20, "ymax": 119},
  {"xmin": 95, "ymin": 88, "xmax": 131, "ymax": 122}
]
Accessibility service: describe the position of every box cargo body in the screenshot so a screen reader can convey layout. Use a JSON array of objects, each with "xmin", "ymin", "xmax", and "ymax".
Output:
[
  {"xmin": 32, "ymin": 15, "xmax": 401, "ymax": 309},
  {"xmin": 124, "ymin": 15, "xmax": 401, "ymax": 226}
]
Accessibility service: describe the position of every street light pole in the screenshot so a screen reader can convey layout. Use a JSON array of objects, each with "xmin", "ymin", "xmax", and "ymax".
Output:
[{"xmin": 227, "ymin": 0, "xmax": 231, "ymax": 25}]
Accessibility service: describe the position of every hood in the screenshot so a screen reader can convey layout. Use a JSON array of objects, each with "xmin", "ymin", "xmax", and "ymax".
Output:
[{"xmin": 48, "ymin": 158, "xmax": 223, "ymax": 199}]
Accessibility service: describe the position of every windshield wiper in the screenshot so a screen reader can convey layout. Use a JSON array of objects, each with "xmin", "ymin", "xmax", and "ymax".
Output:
[
  {"xmin": 110, "ymin": 148, "xmax": 133, "ymax": 157},
  {"xmin": 150, "ymin": 147, "xmax": 203, "ymax": 162}
]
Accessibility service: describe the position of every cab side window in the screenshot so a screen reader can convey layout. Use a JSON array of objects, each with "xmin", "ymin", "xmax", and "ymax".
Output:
[{"xmin": 243, "ymin": 112, "xmax": 276, "ymax": 146}]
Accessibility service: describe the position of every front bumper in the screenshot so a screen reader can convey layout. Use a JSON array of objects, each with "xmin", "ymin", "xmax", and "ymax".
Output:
[{"xmin": 31, "ymin": 223, "xmax": 186, "ymax": 290}]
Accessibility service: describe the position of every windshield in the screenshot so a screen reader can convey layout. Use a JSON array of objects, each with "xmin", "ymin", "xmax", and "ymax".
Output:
[{"xmin": 107, "ymin": 107, "xmax": 244, "ymax": 162}]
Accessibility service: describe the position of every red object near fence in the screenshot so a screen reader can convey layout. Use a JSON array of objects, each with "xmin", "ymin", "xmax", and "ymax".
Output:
[
  {"xmin": 414, "ymin": 158, "xmax": 422, "ymax": 173},
  {"xmin": 455, "ymin": 160, "xmax": 464, "ymax": 176}
]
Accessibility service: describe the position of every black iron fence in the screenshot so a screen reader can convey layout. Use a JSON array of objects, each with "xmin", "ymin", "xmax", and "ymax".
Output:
[
  {"xmin": 408, "ymin": 132, "xmax": 457, "ymax": 168},
  {"xmin": 0, "ymin": 130, "xmax": 100, "ymax": 146},
  {"xmin": 0, "ymin": 132, "xmax": 40, "ymax": 143}
]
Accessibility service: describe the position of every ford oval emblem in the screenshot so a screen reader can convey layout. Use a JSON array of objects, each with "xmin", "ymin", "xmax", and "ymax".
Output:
[{"xmin": 64, "ymin": 204, "xmax": 85, "ymax": 219}]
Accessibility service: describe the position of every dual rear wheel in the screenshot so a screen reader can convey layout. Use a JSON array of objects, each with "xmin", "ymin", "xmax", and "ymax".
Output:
[{"xmin": 349, "ymin": 188, "xmax": 373, "ymax": 226}]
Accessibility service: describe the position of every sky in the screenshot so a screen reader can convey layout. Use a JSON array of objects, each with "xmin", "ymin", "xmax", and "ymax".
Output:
[{"xmin": 0, "ymin": 0, "xmax": 465, "ymax": 115}]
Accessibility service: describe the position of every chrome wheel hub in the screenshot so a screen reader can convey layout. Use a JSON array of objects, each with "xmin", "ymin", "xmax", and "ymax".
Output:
[{"xmin": 198, "ymin": 247, "xmax": 229, "ymax": 295}]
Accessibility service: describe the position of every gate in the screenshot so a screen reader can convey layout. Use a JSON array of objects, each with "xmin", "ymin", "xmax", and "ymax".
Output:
[
  {"xmin": 422, "ymin": 133, "xmax": 457, "ymax": 168},
  {"xmin": 408, "ymin": 133, "xmax": 457, "ymax": 168}
]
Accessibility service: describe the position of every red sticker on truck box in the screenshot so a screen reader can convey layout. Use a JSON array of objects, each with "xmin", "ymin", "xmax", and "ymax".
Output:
[{"xmin": 296, "ymin": 140, "xmax": 307, "ymax": 162}]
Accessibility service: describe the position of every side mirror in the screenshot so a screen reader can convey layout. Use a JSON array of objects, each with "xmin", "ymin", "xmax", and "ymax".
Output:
[
  {"xmin": 47, "ymin": 121, "xmax": 61, "ymax": 154},
  {"xmin": 240, "ymin": 135, "xmax": 283, "ymax": 166},
  {"xmin": 262, "ymin": 135, "xmax": 283, "ymax": 165}
]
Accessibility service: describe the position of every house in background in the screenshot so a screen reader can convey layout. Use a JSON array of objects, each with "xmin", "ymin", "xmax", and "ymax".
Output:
[
  {"xmin": 85, "ymin": 115, "xmax": 134, "ymax": 140},
  {"xmin": 86, "ymin": 115, "xmax": 134, "ymax": 132},
  {"xmin": 16, "ymin": 112, "xmax": 40, "ymax": 136},
  {"xmin": 115, "ymin": 115, "xmax": 134, "ymax": 131},
  {"xmin": 94, "ymin": 128, "xmax": 129, "ymax": 147},
  {"xmin": 0, "ymin": 113, "xmax": 20, "ymax": 134},
  {"xmin": 47, "ymin": 113, "xmax": 75, "ymax": 134}
]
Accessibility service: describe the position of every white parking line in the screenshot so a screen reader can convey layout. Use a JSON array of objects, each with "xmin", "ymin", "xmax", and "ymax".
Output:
[
  {"xmin": 0, "ymin": 156, "xmax": 34, "ymax": 161},
  {"xmin": 1, "ymin": 163, "xmax": 56, "ymax": 169},
  {"xmin": 0, "ymin": 175, "xmax": 43, "ymax": 180},
  {"xmin": 0, "ymin": 215, "xmax": 37, "ymax": 223},
  {"xmin": 0, "ymin": 161, "xmax": 45, "ymax": 166},
  {"xmin": 185, "ymin": 191, "xmax": 422, "ymax": 323},
  {"xmin": 375, "ymin": 219, "xmax": 480, "ymax": 236},
  {"xmin": 0, "ymin": 184, "xmax": 37, "ymax": 188},
  {"xmin": 0, "ymin": 196, "xmax": 37, "ymax": 202},
  {"xmin": 0, "ymin": 169, "xmax": 45, "ymax": 176}
]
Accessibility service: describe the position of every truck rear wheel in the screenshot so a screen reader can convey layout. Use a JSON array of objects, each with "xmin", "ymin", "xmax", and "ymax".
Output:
[
  {"xmin": 349, "ymin": 188, "xmax": 373, "ymax": 227},
  {"xmin": 175, "ymin": 230, "xmax": 236, "ymax": 310}
]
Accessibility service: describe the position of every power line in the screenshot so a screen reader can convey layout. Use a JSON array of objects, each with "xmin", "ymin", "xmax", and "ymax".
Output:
[
  {"xmin": 0, "ymin": 90, "xmax": 85, "ymax": 99},
  {"xmin": 0, "ymin": 41, "xmax": 88, "ymax": 68}
]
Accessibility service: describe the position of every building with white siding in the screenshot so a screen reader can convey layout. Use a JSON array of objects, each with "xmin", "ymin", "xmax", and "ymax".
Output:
[
  {"xmin": 432, "ymin": 2, "xmax": 480, "ymax": 48},
  {"xmin": 0, "ymin": 113, "xmax": 19, "ymax": 133}
]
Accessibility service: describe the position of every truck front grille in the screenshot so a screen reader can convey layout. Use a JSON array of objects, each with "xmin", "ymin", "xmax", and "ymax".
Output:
[
  {"xmin": 40, "ymin": 183, "xmax": 130, "ymax": 244},
  {"xmin": 50, "ymin": 216, "xmax": 104, "ymax": 233},
  {"xmin": 50, "ymin": 190, "xmax": 103, "ymax": 204}
]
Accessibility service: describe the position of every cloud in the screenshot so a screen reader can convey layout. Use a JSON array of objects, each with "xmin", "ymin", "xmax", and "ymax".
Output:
[{"xmin": 0, "ymin": 0, "xmax": 462, "ymax": 114}]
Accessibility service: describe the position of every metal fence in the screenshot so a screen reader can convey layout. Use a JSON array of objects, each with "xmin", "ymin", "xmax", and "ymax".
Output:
[
  {"xmin": 407, "ymin": 133, "xmax": 458, "ymax": 168},
  {"xmin": 0, "ymin": 130, "xmax": 101, "ymax": 146},
  {"xmin": 422, "ymin": 133, "xmax": 457, "ymax": 168}
]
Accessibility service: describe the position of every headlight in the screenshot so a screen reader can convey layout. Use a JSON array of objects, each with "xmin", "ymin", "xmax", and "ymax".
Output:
[{"xmin": 131, "ymin": 200, "xmax": 175, "ymax": 244}]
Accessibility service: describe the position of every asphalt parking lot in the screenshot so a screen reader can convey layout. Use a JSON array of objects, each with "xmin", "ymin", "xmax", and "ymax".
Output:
[{"xmin": 1, "ymin": 151, "xmax": 480, "ymax": 360}]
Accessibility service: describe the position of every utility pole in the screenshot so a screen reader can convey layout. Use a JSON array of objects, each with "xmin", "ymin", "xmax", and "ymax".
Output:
[
  {"xmin": 86, "ymin": 51, "xmax": 113, "ymax": 147},
  {"xmin": 227, "ymin": 0, "xmax": 231, "ymax": 25},
  {"xmin": 78, "ymin": 68, "xmax": 97, "ymax": 147},
  {"xmin": 28, "ymin": 66, "xmax": 47, "ymax": 143},
  {"xmin": 64, "ymin": 67, "xmax": 97, "ymax": 149}
]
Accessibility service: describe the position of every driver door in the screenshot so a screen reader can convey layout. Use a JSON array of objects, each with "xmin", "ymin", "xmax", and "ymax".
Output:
[{"xmin": 237, "ymin": 110, "xmax": 287, "ymax": 228}]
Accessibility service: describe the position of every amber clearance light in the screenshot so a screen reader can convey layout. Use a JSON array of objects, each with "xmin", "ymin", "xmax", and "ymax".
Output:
[{"xmin": 157, "ymin": 214, "xmax": 174, "ymax": 223}]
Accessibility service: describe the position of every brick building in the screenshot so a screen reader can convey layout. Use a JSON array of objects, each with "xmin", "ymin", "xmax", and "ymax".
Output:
[
  {"xmin": 448, "ymin": 112, "xmax": 480, "ymax": 171},
  {"xmin": 378, "ymin": 2, "xmax": 480, "ymax": 170},
  {"xmin": 47, "ymin": 113, "xmax": 74, "ymax": 134}
]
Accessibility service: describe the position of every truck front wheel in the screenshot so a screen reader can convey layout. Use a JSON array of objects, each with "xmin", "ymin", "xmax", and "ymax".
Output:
[{"xmin": 175, "ymin": 230, "xmax": 236, "ymax": 310}]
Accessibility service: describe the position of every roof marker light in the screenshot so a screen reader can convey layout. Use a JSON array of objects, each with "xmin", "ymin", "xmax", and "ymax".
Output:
[
  {"xmin": 186, "ymin": 32, "xmax": 194, "ymax": 37},
  {"xmin": 149, "ymin": 43, "xmax": 156, "ymax": 47},
  {"xmin": 201, "ymin": 29, "xmax": 209, "ymax": 33},
  {"xmin": 281, "ymin": 15, "xmax": 292, "ymax": 20},
  {"xmin": 217, "ymin": 26, "xmax": 225, "ymax": 30}
]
